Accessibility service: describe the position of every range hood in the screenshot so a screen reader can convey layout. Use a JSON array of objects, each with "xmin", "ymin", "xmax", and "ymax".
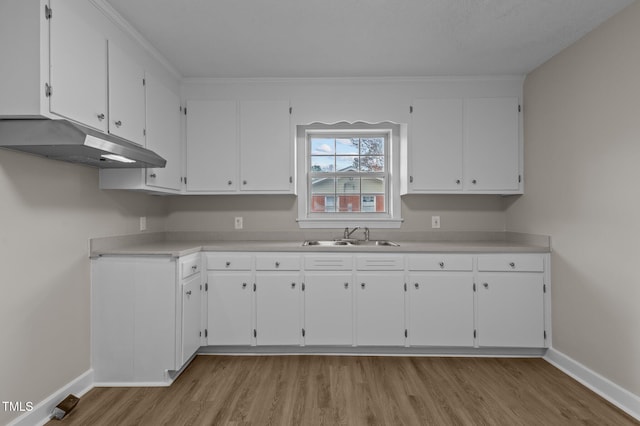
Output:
[{"xmin": 0, "ymin": 119, "xmax": 166, "ymax": 168}]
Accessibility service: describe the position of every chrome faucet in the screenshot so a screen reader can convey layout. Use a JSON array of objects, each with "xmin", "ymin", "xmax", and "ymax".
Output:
[
  {"xmin": 364, "ymin": 227, "xmax": 370, "ymax": 241},
  {"xmin": 343, "ymin": 226, "xmax": 360, "ymax": 239}
]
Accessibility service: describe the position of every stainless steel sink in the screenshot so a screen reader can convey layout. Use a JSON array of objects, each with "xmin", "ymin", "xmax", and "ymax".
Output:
[{"xmin": 302, "ymin": 240, "xmax": 400, "ymax": 247}]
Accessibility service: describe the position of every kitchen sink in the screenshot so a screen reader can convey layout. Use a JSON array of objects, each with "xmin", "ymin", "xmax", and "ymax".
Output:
[{"xmin": 302, "ymin": 240, "xmax": 400, "ymax": 247}]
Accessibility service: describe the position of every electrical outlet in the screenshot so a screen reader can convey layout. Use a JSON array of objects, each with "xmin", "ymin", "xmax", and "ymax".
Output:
[
  {"xmin": 234, "ymin": 217, "xmax": 243, "ymax": 230},
  {"xmin": 431, "ymin": 215, "xmax": 441, "ymax": 229},
  {"xmin": 140, "ymin": 216, "xmax": 147, "ymax": 231}
]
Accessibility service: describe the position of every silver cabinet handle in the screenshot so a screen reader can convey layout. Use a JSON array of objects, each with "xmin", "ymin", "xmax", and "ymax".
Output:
[
  {"xmin": 483, "ymin": 283, "xmax": 489, "ymax": 289},
  {"xmin": 185, "ymin": 290, "xmax": 192, "ymax": 296},
  {"xmin": 97, "ymin": 113, "xmax": 105, "ymax": 121},
  {"xmin": 509, "ymin": 262, "xmax": 516, "ymax": 268},
  {"xmin": 243, "ymin": 180, "xmax": 247, "ymax": 185},
  {"xmin": 191, "ymin": 265, "xmax": 197, "ymax": 271},
  {"xmin": 409, "ymin": 176, "xmax": 414, "ymax": 183},
  {"xmin": 291, "ymin": 282, "xmax": 296, "ymax": 289},
  {"xmin": 275, "ymin": 262, "xmax": 280, "ymax": 268},
  {"xmin": 242, "ymin": 283, "xmax": 247, "ymax": 289},
  {"xmin": 114, "ymin": 120, "xmax": 122, "ymax": 127},
  {"xmin": 361, "ymin": 283, "xmax": 366, "ymax": 289},
  {"xmin": 228, "ymin": 180, "xmax": 233, "ymax": 185},
  {"xmin": 225, "ymin": 261, "xmax": 231, "ymax": 267},
  {"xmin": 439, "ymin": 261, "xmax": 445, "ymax": 268},
  {"xmin": 415, "ymin": 283, "xmax": 419, "ymax": 289},
  {"xmin": 344, "ymin": 282, "xmax": 349, "ymax": 289},
  {"xmin": 149, "ymin": 173, "xmax": 157, "ymax": 178},
  {"xmin": 456, "ymin": 179, "xmax": 461, "ymax": 184},
  {"xmin": 472, "ymin": 179, "xmax": 477, "ymax": 184}
]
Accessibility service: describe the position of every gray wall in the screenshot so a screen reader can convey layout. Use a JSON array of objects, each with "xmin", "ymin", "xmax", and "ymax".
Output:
[
  {"xmin": 506, "ymin": 1, "xmax": 640, "ymax": 397},
  {"xmin": 165, "ymin": 194, "xmax": 507, "ymax": 234},
  {"xmin": 0, "ymin": 149, "xmax": 167, "ymax": 425}
]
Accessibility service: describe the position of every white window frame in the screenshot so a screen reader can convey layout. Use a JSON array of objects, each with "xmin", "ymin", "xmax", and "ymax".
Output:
[{"xmin": 296, "ymin": 122, "xmax": 403, "ymax": 228}]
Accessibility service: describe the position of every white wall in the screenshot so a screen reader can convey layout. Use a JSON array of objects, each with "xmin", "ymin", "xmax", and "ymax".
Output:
[{"xmin": 506, "ymin": 1, "xmax": 640, "ymax": 397}]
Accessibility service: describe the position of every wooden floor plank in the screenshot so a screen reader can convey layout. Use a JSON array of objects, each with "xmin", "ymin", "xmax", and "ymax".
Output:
[{"xmin": 50, "ymin": 355, "xmax": 638, "ymax": 426}]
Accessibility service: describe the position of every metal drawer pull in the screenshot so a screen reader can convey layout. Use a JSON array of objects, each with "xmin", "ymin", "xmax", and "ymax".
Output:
[
  {"xmin": 361, "ymin": 283, "xmax": 366, "ymax": 289},
  {"xmin": 509, "ymin": 262, "xmax": 516, "ymax": 268},
  {"xmin": 191, "ymin": 265, "xmax": 197, "ymax": 271},
  {"xmin": 275, "ymin": 262, "xmax": 280, "ymax": 268},
  {"xmin": 415, "ymin": 283, "xmax": 420, "ymax": 289},
  {"xmin": 114, "ymin": 120, "xmax": 122, "ymax": 127},
  {"xmin": 228, "ymin": 180, "xmax": 233, "ymax": 185},
  {"xmin": 149, "ymin": 173, "xmax": 157, "ymax": 178},
  {"xmin": 483, "ymin": 283, "xmax": 489, "ymax": 289},
  {"xmin": 225, "ymin": 261, "xmax": 231, "ymax": 267},
  {"xmin": 185, "ymin": 290, "xmax": 192, "ymax": 296},
  {"xmin": 242, "ymin": 283, "xmax": 247, "ymax": 289},
  {"xmin": 291, "ymin": 282, "xmax": 296, "ymax": 289},
  {"xmin": 344, "ymin": 282, "xmax": 349, "ymax": 289},
  {"xmin": 439, "ymin": 261, "xmax": 445, "ymax": 268},
  {"xmin": 97, "ymin": 113, "xmax": 105, "ymax": 121}
]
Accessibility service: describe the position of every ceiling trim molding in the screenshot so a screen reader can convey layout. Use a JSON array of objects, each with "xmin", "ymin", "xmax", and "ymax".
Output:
[
  {"xmin": 89, "ymin": 0, "xmax": 182, "ymax": 80},
  {"xmin": 181, "ymin": 75, "xmax": 526, "ymax": 86}
]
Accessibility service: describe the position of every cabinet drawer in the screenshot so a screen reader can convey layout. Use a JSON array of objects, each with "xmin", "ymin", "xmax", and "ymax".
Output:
[
  {"xmin": 255, "ymin": 254, "xmax": 301, "ymax": 271},
  {"xmin": 304, "ymin": 255, "xmax": 353, "ymax": 270},
  {"xmin": 407, "ymin": 254, "xmax": 472, "ymax": 271},
  {"xmin": 356, "ymin": 255, "xmax": 404, "ymax": 271},
  {"xmin": 477, "ymin": 254, "xmax": 544, "ymax": 272},
  {"xmin": 181, "ymin": 255, "xmax": 202, "ymax": 279},
  {"xmin": 206, "ymin": 253, "xmax": 253, "ymax": 270}
]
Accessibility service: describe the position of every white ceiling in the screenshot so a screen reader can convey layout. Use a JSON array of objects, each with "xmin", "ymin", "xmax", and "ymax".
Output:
[{"xmin": 105, "ymin": 0, "xmax": 634, "ymax": 79}]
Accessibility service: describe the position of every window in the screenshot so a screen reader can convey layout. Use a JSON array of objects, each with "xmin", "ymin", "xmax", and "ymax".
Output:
[{"xmin": 297, "ymin": 122, "xmax": 403, "ymax": 228}]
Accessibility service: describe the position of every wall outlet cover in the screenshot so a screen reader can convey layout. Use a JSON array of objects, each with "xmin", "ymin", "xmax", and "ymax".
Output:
[{"xmin": 431, "ymin": 216, "xmax": 441, "ymax": 228}]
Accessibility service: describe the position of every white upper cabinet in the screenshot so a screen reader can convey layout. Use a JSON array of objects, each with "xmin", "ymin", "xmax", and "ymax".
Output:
[
  {"xmin": 107, "ymin": 41, "xmax": 146, "ymax": 146},
  {"xmin": 407, "ymin": 96, "xmax": 521, "ymax": 194},
  {"xmin": 49, "ymin": 0, "xmax": 107, "ymax": 132},
  {"xmin": 144, "ymin": 72, "xmax": 181, "ymax": 191},
  {"xmin": 185, "ymin": 99, "xmax": 293, "ymax": 194},
  {"xmin": 239, "ymin": 100, "xmax": 292, "ymax": 192},
  {"xmin": 409, "ymin": 98, "xmax": 463, "ymax": 191},
  {"xmin": 185, "ymin": 100, "xmax": 238, "ymax": 192},
  {"xmin": 464, "ymin": 97, "xmax": 520, "ymax": 192}
]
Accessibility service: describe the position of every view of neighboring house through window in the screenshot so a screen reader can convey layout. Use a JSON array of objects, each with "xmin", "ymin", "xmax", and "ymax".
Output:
[{"xmin": 309, "ymin": 134, "xmax": 387, "ymax": 214}]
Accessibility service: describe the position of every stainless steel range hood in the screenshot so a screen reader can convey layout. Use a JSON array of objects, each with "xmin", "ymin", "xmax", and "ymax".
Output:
[{"xmin": 0, "ymin": 119, "xmax": 166, "ymax": 168}]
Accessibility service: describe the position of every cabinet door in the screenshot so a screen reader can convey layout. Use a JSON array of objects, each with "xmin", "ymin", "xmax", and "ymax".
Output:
[
  {"xmin": 181, "ymin": 273, "xmax": 202, "ymax": 366},
  {"xmin": 108, "ymin": 42, "xmax": 146, "ymax": 145},
  {"xmin": 49, "ymin": 0, "xmax": 107, "ymax": 132},
  {"xmin": 476, "ymin": 273, "xmax": 545, "ymax": 347},
  {"xmin": 304, "ymin": 272, "xmax": 353, "ymax": 346},
  {"xmin": 410, "ymin": 99, "xmax": 463, "ymax": 191},
  {"xmin": 207, "ymin": 272, "xmax": 253, "ymax": 345},
  {"xmin": 408, "ymin": 273, "xmax": 474, "ymax": 346},
  {"xmin": 256, "ymin": 273, "xmax": 302, "ymax": 345},
  {"xmin": 464, "ymin": 97, "xmax": 520, "ymax": 191},
  {"xmin": 239, "ymin": 100, "xmax": 292, "ymax": 192},
  {"xmin": 145, "ymin": 73, "xmax": 181, "ymax": 191},
  {"xmin": 186, "ymin": 100, "xmax": 238, "ymax": 192},
  {"xmin": 355, "ymin": 272, "xmax": 405, "ymax": 346}
]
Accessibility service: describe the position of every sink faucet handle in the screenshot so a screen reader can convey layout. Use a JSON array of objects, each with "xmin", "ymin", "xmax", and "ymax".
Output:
[{"xmin": 364, "ymin": 227, "xmax": 370, "ymax": 241}]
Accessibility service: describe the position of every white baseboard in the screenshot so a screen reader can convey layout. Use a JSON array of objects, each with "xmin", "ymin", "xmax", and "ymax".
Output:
[
  {"xmin": 544, "ymin": 348, "xmax": 640, "ymax": 421},
  {"xmin": 7, "ymin": 369, "xmax": 94, "ymax": 426}
]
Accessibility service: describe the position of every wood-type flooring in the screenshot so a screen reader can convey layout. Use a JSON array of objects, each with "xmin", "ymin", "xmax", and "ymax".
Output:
[{"xmin": 50, "ymin": 355, "xmax": 639, "ymax": 425}]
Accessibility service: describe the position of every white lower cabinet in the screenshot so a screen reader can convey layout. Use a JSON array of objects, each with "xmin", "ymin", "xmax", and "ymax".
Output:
[
  {"xmin": 355, "ymin": 272, "xmax": 406, "ymax": 346},
  {"xmin": 303, "ymin": 272, "xmax": 353, "ymax": 346},
  {"xmin": 91, "ymin": 254, "xmax": 203, "ymax": 385},
  {"xmin": 206, "ymin": 271, "xmax": 253, "ymax": 345},
  {"xmin": 476, "ymin": 273, "xmax": 545, "ymax": 347},
  {"xmin": 408, "ymin": 273, "xmax": 474, "ymax": 346},
  {"xmin": 255, "ymin": 272, "xmax": 302, "ymax": 345}
]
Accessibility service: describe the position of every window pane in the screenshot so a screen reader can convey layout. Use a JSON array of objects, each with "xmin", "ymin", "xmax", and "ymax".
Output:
[
  {"xmin": 310, "ymin": 177, "xmax": 335, "ymax": 212},
  {"xmin": 361, "ymin": 177, "xmax": 385, "ymax": 195},
  {"xmin": 360, "ymin": 137, "xmax": 384, "ymax": 155},
  {"xmin": 336, "ymin": 155, "xmax": 357, "ymax": 171},
  {"xmin": 337, "ymin": 195, "xmax": 361, "ymax": 212},
  {"xmin": 359, "ymin": 156, "xmax": 384, "ymax": 172},
  {"xmin": 311, "ymin": 138, "xmax": 335, "ymax": 155},
  {"xmin": 336, "ymin": 177, "xmax": 360, "ymax": 194},
  {"xmin": 336, "ymin": 138, "xmax": 359, "ymax": 155},
  {"xmin": 311, "ymin": 156, "xmax": 334, "ymax": 172}
]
